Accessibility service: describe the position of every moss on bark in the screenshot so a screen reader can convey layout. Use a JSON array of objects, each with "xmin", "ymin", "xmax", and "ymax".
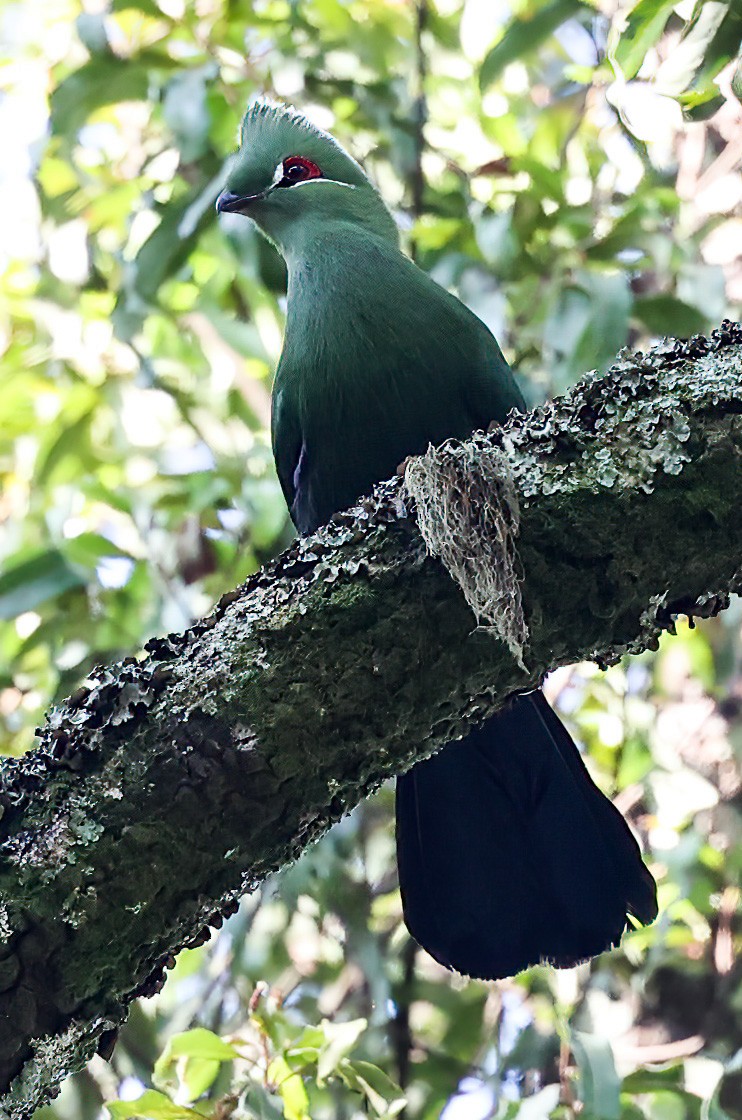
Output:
[{"xmin": 0, "ymin": 323, "xmax": 740, "ymax": 1117}]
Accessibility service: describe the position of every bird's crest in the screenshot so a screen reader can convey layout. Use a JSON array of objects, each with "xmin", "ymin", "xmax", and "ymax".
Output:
[
  {"xmin": 240, "ymin": 99, "xmax": 340, "ymax": 150},
  {"xmin": 234, "ymin": 97, "xmax": 369, "ymax": 194}
]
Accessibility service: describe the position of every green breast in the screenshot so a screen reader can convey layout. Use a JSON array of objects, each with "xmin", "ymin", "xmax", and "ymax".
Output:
[{"xmin": 272, "ymin": 228, "xmax": 523, "ymax": 534}]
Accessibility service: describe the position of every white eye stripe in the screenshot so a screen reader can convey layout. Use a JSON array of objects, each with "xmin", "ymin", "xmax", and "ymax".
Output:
[{"xmin": 292, "ymin": 179, "xmax": 356, "ymax": 190}]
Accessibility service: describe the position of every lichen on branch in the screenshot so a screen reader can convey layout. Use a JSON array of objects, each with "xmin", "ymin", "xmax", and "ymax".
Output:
[
  {"xmin": 0, "ymin": 322, "xmax": 740, "ymax": 1119},
  {"xmin": 405, "ymin": 440, "xmax": 527, "ymax": 666}
]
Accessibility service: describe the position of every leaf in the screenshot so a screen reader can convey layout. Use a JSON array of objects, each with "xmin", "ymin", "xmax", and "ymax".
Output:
[
  {"xmin": 62, "ymin": 533, "xmax": 131, "ymax": 571},
  {"xmin": 284, "ymin": 1045, "xmax": 321, "ymax": 1068},
  {"xmin": 622, "ymin": 1067, "xmax": 685, "ymax": 1093},
  {"xmin": 316, "ymin": 1018, "xmax": 367, "ymax": 1084},
  {"xmin": 680, "ymin": 90, "xmax": 727, "ymax": 120},
  {"xmin": 570, "ymin": 271, "xmax": 632, "ymax": 377},
  {"xmin": 76, "ymin": 13, "xmax": 111, "ymax": 56},
  {"xmin": 339, "ymin": 1060, "xmax": 406, "ymax": 1118},
  {"xmin": 284, "ymin": 1024, "xmax": 326, "ymax": 1065},
  {"xmin": 633, "ymin": 295, "xmax": 708, "ymax": 337},
  {"xmin": 545, "ymin": 271, "xmax": 632, "ymax": 388},
  {"xmin": 179, "ymin": 1059, "xmax": 221, "ymax": 1103},
  {"xmin": 677, "ymin": 263, "xmax": 727, "ymax": 322},
  {"xmin": 163, "ymin": 69, "xmax": 214, "ymax": 162},
  {"xmin": 517, "ymin": 156, "xmax": 565, "ymax": 201},
  {"xmin": 154, "ymin": 1028, "xmax": 238, "ymax": 1101},
  {"xmin": 51, "ymin": 58, "xmax": 150, "ymax": 135},
  {"xmin": 509, "ymin": 1084, "xmax": 561, "ymax": 1119},
  {"xmin": 50, "ymin": 47, "xmax": 182, "ymax": 134},
  {"xmin": 36, "ymin": 408, "xmax": 95, "ymax": 485},
  {"xmin": 611, "ymin": 0, "xmax": 677, "ymax": 81},
  {"xmin": 267, "ymin": 1055, "xmax": 310, "ymax": 1120},
  {"xmin": 0, "ymin": 549, "xmax": 88, "ymax": 621},
  {"xmin": 480, "ymin": 0, "xmax": 587, "ymax": 90},
  {"xmin": 641, "ymin": 1088, "xmax": 702, "ymax": 1120},
  {"xmin": 666, "ymin": 0, "xmax": 742, "ymax": 120},
  {"xmin": 106, "ymin": 1089, "xmax": 204, "ymax": 1120},
  {"xmin": 571, "ymin": 1031, "xmax": 621, "ymax": 1120},
  {"xmin": 162, "ymin": 1028, "xmax": 239, "ymax": 1062},
  {"xmin": 655, "ymin": 1, "xmax": 735, "ymax": 97},
  {"xmin": 125, "ymin": 169, "xmax": 223, "ymax": 306},
  {"xmin": 243, "ymin": 1084, "xmax": 285, "ymax": 1120}
]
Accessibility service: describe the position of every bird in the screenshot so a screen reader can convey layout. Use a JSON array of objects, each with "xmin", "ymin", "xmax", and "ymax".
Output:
[{"xmin": 216, "ymin": 100, "xmax": 658, "ymax": 980}]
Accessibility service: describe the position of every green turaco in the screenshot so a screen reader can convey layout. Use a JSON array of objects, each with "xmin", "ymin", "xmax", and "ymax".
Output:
[{"xmin": 217, "ymin": 100, "xmax": 657, "ymax": 979}]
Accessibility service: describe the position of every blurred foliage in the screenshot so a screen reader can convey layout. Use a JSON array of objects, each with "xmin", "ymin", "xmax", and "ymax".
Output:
[{"xmin": 1, "ymin": 0, "xmax": 741, "ymax": 1118}]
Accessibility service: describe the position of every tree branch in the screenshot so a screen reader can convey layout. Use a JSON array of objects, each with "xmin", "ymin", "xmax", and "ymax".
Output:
[{"xmin": 1, "ymin": 323, "xmax": 741, "ymax": 1117}]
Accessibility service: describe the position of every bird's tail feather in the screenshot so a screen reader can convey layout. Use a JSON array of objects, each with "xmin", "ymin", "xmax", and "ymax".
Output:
[{"xmin": 395, "ymin": 691, "xmax": 657, "ymax": 980}]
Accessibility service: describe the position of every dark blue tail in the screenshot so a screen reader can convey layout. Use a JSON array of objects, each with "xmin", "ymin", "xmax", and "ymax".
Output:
[{"xmin": 395, "ymin": 691, "xmax": 657, "ymax": 979}]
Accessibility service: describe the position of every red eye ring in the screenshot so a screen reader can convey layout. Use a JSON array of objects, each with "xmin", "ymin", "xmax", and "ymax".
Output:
[{"xmin": 278, "ymin": 156, "xmax": 324, "ymax": 186}]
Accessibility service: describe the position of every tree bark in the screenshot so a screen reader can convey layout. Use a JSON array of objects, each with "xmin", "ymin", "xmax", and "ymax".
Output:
[{"xmin": 1, "ymin": 323, "xmax": 741, "ymax": 1118}]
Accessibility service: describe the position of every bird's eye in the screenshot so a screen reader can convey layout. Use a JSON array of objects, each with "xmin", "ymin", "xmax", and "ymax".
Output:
[{"xmin": 277, "ymin": 156, "xmax": 323, "ymax": 187}]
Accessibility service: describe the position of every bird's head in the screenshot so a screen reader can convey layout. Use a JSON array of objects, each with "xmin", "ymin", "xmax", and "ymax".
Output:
[{"xmin": 216, "ymin": 100, "xmax": 398, "ymax": 255}]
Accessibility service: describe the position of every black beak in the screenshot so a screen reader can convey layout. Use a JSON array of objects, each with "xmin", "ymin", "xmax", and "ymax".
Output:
[
  {"xmin": 218, "ymin": 187, "xmax": 253, "ymax": 212},
  {"xmin": 215, "ymin": 188, "xmax": 267, "ymax": 214}
]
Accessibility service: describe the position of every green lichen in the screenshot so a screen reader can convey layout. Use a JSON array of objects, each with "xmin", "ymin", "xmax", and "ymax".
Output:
[
  {"xmin": 0, "ymin": 323, "xmax": 740, "ymax": 1117},
  {"xmin": 405, "ymin": 440, "xmax": 527, "ymax": 667}
]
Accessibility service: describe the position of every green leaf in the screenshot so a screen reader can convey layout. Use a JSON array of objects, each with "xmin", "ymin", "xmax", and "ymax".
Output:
[
  {"xmin": 546, "ymin": 271, "xmax": 632, "ymax": 387},
  {"xmin": 680, "ymin": 90, "xmax": 727, "ymax": 120},
  {"xmin": 202, "ymin": 301, "xmax": 273, "ymax": 365},
  {"xmin": 51, "ymin": 58, "xmax": 150, "ymax": 135},
  {"xmin": 611, "ymin": 0, "xmax": 677, "ymax": 81},
  {"xmin": 656, "ymin": 1, "xmax": 736, "ymax": 97},
  {"xmin": 161, "ymin": 1028, "xmax": 239, "ymax": 1062},
  {"xmin": 163, "ymin": 69, "xmax": 214, "ymax": 162},
  {"xmin": 571, "ymin": 271, "xmax": 632, "ymax": 377},
  {"xmin": 571, "ymin": 1031, "xmax": 620, "ymax": 1120},
  {"xmin": 316, "ymin": 1018, "xmax": 367, "ymax": 1085},
  {"xmin": 622, "ymin": 1067, "xmax": 685, "ymax": 1093},
  {"xmin": 243, "ymin": 1084, "xmax": 285, "ymax": 1120},
  {"xmin": 633, "ymin": 295, "xmax": 708, "ymax": 337},
  {"xmin": 62, "ymin": 533, "xmax": 131, "ymax": 571},
  {"xmin": 36, "ymin": 408, "xmax": 95, "ymax": 485},
  {"xmin": 76, "ymin": 13, "xmax": 111, "ymax": 56},
  {"xmin": 480, "ymin": 0, "xmax": 586, "ymax": 90},
  {"xmin": 267, "ymin": 1055, "xmax": 310, "ymax": 1120},
  {"xmin": 154, "ymin": 1028, "xmax": 238, "ymax": 1101},
  {"xmin": 106, "ymin": 1089, "xmax": 204, "ymax": 1120},
  {"xmin": 284, "ymin": 1046, "xmax": 321, "ymax": 1069},
  {"xmin": 640, "ymin": 1088, "xmax": 701, "ymax": 1120},
  {"xmin": 517, "ymin": 156, "xmax": 565, "ymax": 201},
  {"xmin": 339, "ymin": 1060, "xmax": 406, "ymax": 1118},
  {"xmin": 285, "ymin": 1024, "xmax": 326, "ymax": 1063},
  {"xmin": 180, "ymin": 1059, "xmax": 220, "ymax": 1102},
  {"xmin": 0, "ymin": 549, "xmax": 88, "ymax": 621},
  {"xmin": 117, "ymin": 167, "xmax": 223, "ymax": 322}
]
